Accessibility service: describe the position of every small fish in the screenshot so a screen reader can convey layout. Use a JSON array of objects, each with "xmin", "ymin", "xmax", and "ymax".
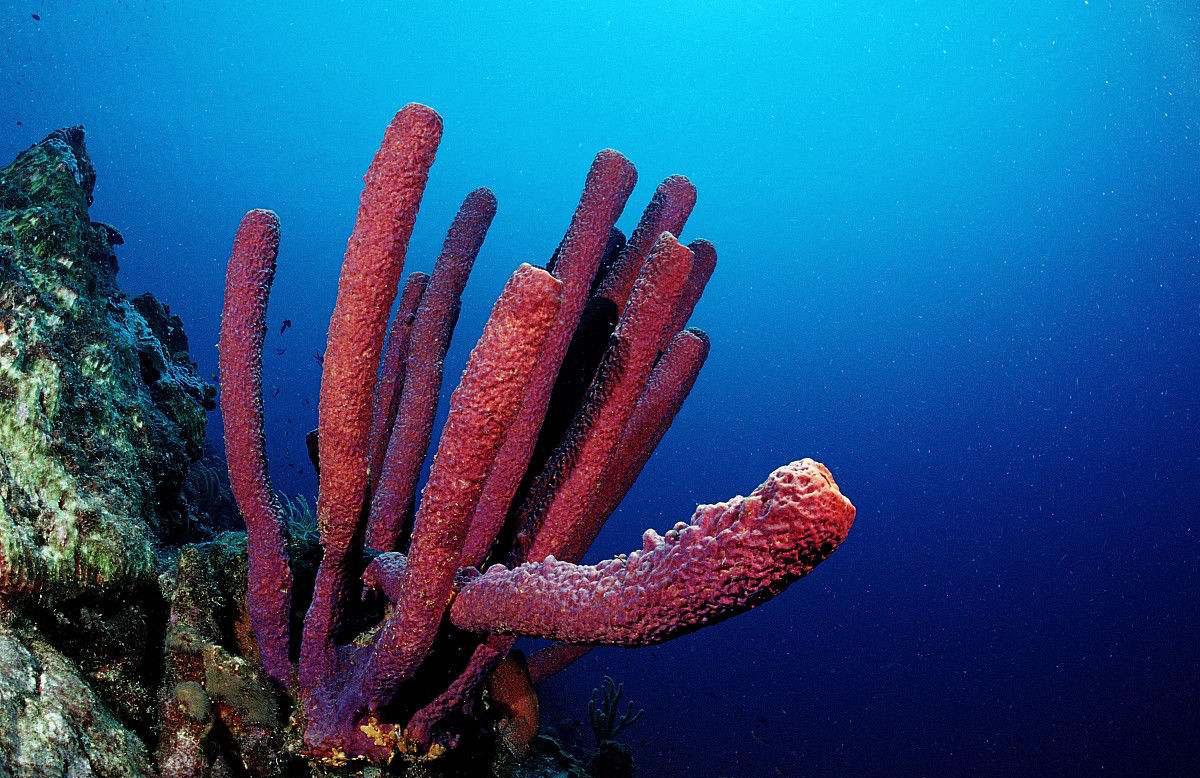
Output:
[
  {"xmin": 31, "ymin": 13, "xmax": 40, "ymax": 21},
  {"xmin": 274, "ymin": 348, "xmax": 286, "ymax": 356},
  {"xmin": 312, "ymin": 351, "xmax": 323, "ymax": 367},
  {"xmin": 271, "ymin": 386, "xmax": 281, "ymax": 398},
  {"xmin": 279, "ymin": 318, "xmax": 292, "ymax": 335},
  {"xmin": 15, "ymin": 120, "xmax": 21, "ymax": 127}
]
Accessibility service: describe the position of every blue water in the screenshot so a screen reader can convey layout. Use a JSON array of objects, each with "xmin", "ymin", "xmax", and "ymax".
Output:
[{"xmin": 4, "ymin": 2, "xmax": 1197, "ymax": 775}]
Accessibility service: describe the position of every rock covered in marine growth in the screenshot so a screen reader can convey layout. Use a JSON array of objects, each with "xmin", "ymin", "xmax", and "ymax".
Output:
[
  {"xmin": 0, "ymin": 621, "xmax": 152, "ymax": 776},
  {"xmin": 0, "ymin": 127, "xmax": 214, "ymax": 601},
  {"xmin": 156, "ymin": 533, "xmax": 287, "ymax": 778}
]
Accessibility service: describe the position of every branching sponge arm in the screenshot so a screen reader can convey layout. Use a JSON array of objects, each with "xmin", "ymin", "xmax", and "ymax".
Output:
[
  {"xmin": 218, "ymin": 209, "xmax": 294, "ymax": 687},
  {"xmin": 449, "ymin": 460, "xmax": 856, "ymax": 646}
]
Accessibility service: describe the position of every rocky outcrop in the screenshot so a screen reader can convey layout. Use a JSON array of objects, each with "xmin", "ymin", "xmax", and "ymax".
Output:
[
  {"xmin": 0, "ymin": 127, "xmax": 212, "ymax": 776},
  {"xmin": 157, "ymin": 535, "xmax": 288, "ymax": 778},
  {"xmin": 0, "ymin": 128, "xmax": 213, "ymax": 602},
  {"xmin": 0, "ymin": 620, "xmax": 152, "ymax": 776}
]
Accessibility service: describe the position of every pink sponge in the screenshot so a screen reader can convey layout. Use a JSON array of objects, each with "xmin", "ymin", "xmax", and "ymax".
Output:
[{"xmin": 450, "ymin": 460, "xmax": 856, "ymax": 646}]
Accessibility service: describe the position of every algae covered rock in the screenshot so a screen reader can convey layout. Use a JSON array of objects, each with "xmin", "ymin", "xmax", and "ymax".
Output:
[
  {"xmin": 0, "ymin": 619, "xmax": 151, "ymax": 777},
  {"xmin": 157, "ymin": 534, "xmax": 289, "ymax": 778},
  {"xmin": 0, "ymin": 127, "xmax": 213, "ymax": 601}
]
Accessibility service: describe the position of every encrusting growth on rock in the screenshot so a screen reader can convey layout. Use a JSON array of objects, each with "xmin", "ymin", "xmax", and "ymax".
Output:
[
  {"xmin": 0, "ymin": 127, "xmax": 257, "ymax": 777},
  {"xmin": 217, "ymin": 102, "xmax": 857, "ymax": 765},
  {"xmin": 0, "ymin": 128, "xmax": 213, "ymax": 602}
]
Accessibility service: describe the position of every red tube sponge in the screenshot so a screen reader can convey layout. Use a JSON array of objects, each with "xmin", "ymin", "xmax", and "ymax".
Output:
[
  {"xmin": 217, "ymin": 103, "xmax": 858, "ymax": 764},
  {"xmin": 303, "ymin": 103, "xmax": 442, "ymax": 688},
  {"xmin": 366, "ymin": 187, "xmax": 498, "ymax": 551},
  {"xmin": 368, "ymin": 271, "xmax": 429, "ymax": 488},
  {"xmin": 461, "ymin": 150, "xmax": 637, "ymax": 568},
  {"xmin": 517, "ymin": 233, "xmax": 694, "ymax": 564},
  {"xmin": 450, "ymin": 460, "xmax": 856, "ymax": 645},
  {"xmin": 219, "ymin": 209, "xmax": 293, "ymax": 687},
  {"xmin": 363, "ymin": 264, "xmax": 562, "ymax": 703}
]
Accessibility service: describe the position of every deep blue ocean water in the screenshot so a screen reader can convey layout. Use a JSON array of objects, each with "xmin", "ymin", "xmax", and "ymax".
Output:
[{"xmin": 3, "ymin": 2, "xmax": 1197, "ymax": 775}]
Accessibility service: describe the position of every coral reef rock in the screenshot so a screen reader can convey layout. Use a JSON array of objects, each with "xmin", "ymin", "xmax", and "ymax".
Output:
[
  {"xmin": 156, "ymin": 534, "xmax": 288, "ymax": 778},
  {"xmin": 0, "ymin": 620, "xmax": 152, "ymax": 777},
  {"xmin": 0, "ymin": 127, "xmax": 215, "ymax": 776},
  {"xmin": 0, "ymin": 127, "xmax": 213, "ymax": 602}
]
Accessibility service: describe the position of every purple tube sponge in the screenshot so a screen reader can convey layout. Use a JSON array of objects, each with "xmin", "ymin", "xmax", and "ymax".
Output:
[{"xmin": 216, "ymin": 103, "xmax": 856, "ymax": 765}]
